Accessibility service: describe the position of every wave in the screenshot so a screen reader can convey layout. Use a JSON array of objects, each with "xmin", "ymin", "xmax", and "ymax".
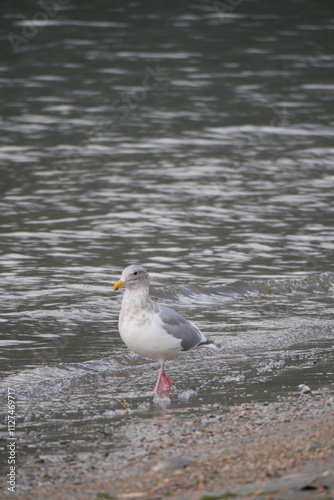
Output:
[
  {"xmin": 0, "ymin": 353, "xmax": 142, "ymax": 402},
  {"xmin": 154, "ymin": 272, "xmax": 334, "ymax": 303},
  {"xmin": 0, "ymin": 273, "xmax": 332, "ymax": 404}
]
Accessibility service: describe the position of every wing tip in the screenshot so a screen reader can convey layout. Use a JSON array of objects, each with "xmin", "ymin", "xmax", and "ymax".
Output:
[{"xmin": 199, "ymin": 337, "xmax": 222, "ymax": 350}]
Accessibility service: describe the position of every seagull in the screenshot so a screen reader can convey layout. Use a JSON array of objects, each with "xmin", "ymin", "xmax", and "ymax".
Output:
[{"xmin": 113, "ymin": 264, "xmax": 221, "ymax": 394}]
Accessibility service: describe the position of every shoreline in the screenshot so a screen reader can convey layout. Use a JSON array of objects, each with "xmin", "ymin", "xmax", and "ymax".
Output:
[{"xmin": 2, "ymin": 390, "xmax": 334, "ymax": 499}]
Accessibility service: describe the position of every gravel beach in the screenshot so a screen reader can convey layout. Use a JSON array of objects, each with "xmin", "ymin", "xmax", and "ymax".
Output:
[{"xmin": 3, "ymin": 389, "xmax": 334, "ymax": 500}]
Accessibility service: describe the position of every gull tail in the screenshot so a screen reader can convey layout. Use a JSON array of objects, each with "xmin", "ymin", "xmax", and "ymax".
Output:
[{"xmin": 198, "ymin": 336, "xmax": 222, "ymax": 350}]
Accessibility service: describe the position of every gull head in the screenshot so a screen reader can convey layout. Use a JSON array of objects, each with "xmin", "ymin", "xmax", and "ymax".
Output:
[{"xmin": 114, "ymin": 264, "xmax": 150, "ymax": 291}]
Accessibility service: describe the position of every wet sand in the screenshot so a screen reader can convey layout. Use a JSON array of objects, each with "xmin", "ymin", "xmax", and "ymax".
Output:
[{"xmin": 4, "ymin": 390, "xmax": 334, "ymax": 499}]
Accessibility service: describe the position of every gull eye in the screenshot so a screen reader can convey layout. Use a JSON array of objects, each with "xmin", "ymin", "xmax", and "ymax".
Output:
[{"xmin": 133, "ymin": 271, "xmax": 138, "ymax": 276}]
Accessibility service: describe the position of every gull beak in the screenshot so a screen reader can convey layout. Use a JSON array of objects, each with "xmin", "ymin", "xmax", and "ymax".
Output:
[{"xmin": 114, "ymin": 280, "xmax": 127, "ymax": 291}]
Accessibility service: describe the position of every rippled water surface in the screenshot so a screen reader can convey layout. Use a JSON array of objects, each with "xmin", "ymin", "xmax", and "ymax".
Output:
[{"xmin": 1, "ymin": 0, "xmax": 334, "ymax": 480}]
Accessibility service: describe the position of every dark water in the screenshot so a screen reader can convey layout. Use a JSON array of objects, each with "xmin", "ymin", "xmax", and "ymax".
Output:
[{"xmin": 1, "ymin": 0, "xmax": 334, "ymax": 483}]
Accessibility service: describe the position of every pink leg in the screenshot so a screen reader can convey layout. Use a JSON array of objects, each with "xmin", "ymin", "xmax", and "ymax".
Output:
[{"xmin": 152, "ymin": 364, "xmax": 174, "ymax": 394}]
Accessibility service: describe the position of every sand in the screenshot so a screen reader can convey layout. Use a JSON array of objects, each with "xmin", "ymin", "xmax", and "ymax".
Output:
[{"xmin": 2, "ymin": 389, "xmax": 334, "ymax": 499}]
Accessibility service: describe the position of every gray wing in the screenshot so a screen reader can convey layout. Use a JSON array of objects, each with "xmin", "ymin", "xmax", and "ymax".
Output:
[{"xmin": 158, "ymin": 304, "xmax": 204, "ymax": 351}]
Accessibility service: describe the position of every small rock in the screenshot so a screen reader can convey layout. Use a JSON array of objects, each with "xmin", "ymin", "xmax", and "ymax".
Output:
[
  {"xmin": 299, "ymin": 384, "xmax": 312, "ymax": 395},
  {"xmin": 104, "ymin": 410, "xmax": 118, "ymax": 417},
  {"xmin": 178, "ymin": 390, "xmax": 197, "ymax": 402},
  {"xmin": 153, "ymin": 394, "xmax": 172, "ymax": 406},
  {"xmin": 138, "ymin": 401, "xmax": 150, "ymax": 410},
  {"xmin": 151, "ymin": 457, "xmax": 193, "ymax": 472}
]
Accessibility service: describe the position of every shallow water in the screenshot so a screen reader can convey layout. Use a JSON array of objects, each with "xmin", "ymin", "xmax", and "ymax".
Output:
[{"xmin": 1, "ymin": 0, "xmax": 334, "ymax": 481}]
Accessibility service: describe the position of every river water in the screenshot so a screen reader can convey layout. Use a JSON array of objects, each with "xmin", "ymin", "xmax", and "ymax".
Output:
[{"xmin": 0, "ymin": 0, "xmax": 334, "ymax": 481}]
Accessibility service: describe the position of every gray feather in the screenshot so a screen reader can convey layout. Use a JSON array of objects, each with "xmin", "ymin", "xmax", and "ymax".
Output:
[{"xmin": 158, "ymin": 304, "xmax": 205, "ymax": 351}]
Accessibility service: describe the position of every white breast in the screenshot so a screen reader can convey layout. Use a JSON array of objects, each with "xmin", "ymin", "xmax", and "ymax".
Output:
[{"xmin": 119, "ymin": 308, "xmax": 183, "ymax": 363}]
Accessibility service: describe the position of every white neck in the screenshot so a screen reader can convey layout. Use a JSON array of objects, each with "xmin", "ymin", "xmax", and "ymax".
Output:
[{"xmin": 121, "ymin": 284, "xmax": 155, "ymax": 317}]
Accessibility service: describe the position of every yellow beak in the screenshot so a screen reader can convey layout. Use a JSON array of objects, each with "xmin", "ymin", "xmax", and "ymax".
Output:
[{"xmin": 114, "ymin": 280, "xmax": 127, "ymax": 291}]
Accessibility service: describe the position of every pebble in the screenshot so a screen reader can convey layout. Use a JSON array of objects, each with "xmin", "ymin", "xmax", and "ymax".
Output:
[
  {"xmin": 153, "ymin": 393, "xmax": 172, "ymax": 406},
  {"xmin": 299, "ymin": 384, "xmax": 312, "ymax": 395},
  {"xmin": 151, "ymin": 457, "xmax": 193, "ymax": 472},
  {"xmin": 178, "ymin": 389, "xmax": 197, "ymax": 401}
]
